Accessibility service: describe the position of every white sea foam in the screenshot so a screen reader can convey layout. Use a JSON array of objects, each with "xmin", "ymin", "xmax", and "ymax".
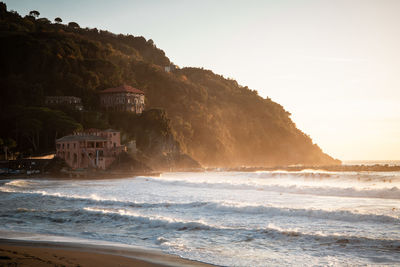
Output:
[
  {"xmin": 99, "ymin": 200, "xmax": 400, "ymax": 224},
  {"xmin": 83, "ymin": 207, "xmax": 216, "ymax": 231},
  {"xmin": 4, "ymin": 180, "xmax": 36, "ymax": 187},
  {"xmin": 0, "ymin": 185, "xmax": 118, "ymax": 202}
]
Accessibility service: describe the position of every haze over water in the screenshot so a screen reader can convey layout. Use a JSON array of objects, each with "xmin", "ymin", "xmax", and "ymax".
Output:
[{"xmin": 1, "ymin": 169, "xmax": 399, "ymax": 266}]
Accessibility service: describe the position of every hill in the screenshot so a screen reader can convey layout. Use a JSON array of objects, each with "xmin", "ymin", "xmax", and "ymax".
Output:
[{"xmin": 0, "ymin": 3, "xmax": 340, "ymax": 167}]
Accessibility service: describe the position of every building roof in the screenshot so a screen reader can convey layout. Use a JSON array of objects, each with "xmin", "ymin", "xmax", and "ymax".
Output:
[
  {"xmin": 56, "ymin": 135, "xmax": 107, "ymax": 142},
  {"xmin": 99, "ymin": 85, "xmax": 145, "ymax": 95},
  {"xmin": 103, "ymin": 129, "xmax": 119, "ymax": 132},
  {"xmin": 46, "ymin": 96, "xmax": 81, "ymax": 100},
  {"xmin": 77, "ymin": 128, "xmax": 119, "ymax": 134}
]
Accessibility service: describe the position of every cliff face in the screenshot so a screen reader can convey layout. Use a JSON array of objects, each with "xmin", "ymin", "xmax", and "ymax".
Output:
[
  {"xmin": 133, "ymin": 65, "xmax": 340, "ymax": 166},
  {"xmin": 0, "ymin": 4, "xmax": 340, "ymax": 167}
]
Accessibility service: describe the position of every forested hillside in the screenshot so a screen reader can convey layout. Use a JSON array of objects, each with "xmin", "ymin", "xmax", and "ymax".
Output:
[{"xmin": 0, "ymin": 3, "xmax": 340, "ymax": 167}]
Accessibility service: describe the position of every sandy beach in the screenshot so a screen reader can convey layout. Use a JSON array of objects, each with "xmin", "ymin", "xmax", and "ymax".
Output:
[{"xmin": 0, "ymin": 238, "xmax": 213, "ymax": 267}]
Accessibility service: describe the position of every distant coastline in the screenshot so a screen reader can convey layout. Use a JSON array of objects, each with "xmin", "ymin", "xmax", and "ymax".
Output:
[
  {"xmin": 342, "ymin": 160, "xmax": 400, "ymax": 166},
  {"xmin": 225, "ymin": 162, "xmax": 400, "ymax": 173}
]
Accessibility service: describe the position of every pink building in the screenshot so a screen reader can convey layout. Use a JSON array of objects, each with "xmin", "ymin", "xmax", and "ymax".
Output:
[{"xmin": 56, "ymin": 129, "xmax": 125, "ymax": 170}]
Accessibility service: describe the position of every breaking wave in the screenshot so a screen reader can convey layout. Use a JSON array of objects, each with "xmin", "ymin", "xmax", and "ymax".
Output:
[
  {"xmin": 1, "ymin": 188, "xmax": 398, "ymax": 225},
  {"xmin": 201, "ymin": 202, "xmax": 400, "ymax": 223},
  {"xmin": 257, "ymin": 223, "xmax": 400, "ymax": 253},
  {"xmin": 3, "ymin": 180, "xmax": 37, "ymax": 188},
  {"xmin": 138, "ymin": 177, "xmax": 400, "ymax": 199},
  {"xmin": 84, "ymin": 207, "xmax": 216, "ymax": 231},
  {"xmin": 22, "ymin": 206, "xmax": 400, "ymax": 253}
]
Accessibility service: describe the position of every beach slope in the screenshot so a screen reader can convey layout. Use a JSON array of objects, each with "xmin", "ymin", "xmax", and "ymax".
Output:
[{"xmin": 0, "ymin": 238, "xmax": 213, "ymax": 267}]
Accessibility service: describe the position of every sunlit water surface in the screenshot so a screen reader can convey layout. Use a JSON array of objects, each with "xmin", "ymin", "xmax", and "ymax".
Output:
[{"xmin": 1, "ymin": 170, "xmax": 400, "ymax": 266}]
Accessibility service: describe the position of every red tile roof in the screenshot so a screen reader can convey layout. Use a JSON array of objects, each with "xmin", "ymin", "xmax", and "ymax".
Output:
[{"xmin": 99, "ymin": 85, "xmax": 145, "ymax": 94}]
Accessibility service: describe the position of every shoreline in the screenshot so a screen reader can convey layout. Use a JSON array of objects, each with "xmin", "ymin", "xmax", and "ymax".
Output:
[{"xmin": 0, "ymin": 234, "xmax": 214, "ymax": 267}]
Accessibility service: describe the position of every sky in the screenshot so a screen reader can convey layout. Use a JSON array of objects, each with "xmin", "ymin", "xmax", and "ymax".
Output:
[{"xmin": 4, "ymin": 0, "xmax": 400, "ymax": 160}]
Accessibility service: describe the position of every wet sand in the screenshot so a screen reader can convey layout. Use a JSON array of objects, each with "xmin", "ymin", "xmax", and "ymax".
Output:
[{"xmin": 0, "ymin": 238, "xmax": 213, "ymax": 267}]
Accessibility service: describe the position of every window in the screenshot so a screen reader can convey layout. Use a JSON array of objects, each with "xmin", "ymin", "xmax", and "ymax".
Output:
[
  {"xmin": 67, "ymin": 143, "xmax": 70, "ymax": 149},
  {"xmin": 73, "ymin": 143, "xmax": 76, "ymax": 149}
]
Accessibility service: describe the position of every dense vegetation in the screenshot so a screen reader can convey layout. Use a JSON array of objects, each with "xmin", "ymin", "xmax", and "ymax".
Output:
[{"xmin": 0, "ymin": 3, "xmax": 340, "ymax": 167}]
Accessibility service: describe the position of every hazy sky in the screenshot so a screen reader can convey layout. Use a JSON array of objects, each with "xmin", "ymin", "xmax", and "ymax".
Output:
[{"xmin": 5, "ymin": 0, "xmax": 400, "ymax": 160}]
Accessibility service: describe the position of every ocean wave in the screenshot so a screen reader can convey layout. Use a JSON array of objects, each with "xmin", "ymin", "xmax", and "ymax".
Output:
[
  {"xmin": 114, "ymin": 201, "xmax": 400, "ymax": 224},
  {"xmin": 202, "ymin": 202, "xmax": 399, "ymax": 224},
  {"xmin": 83, "ymin": 207, "xmax": 216, "ymax": 231},
  {"xmin": 2, "ymin": 172, "xmax": 400, "ymax": 201},
  {"xmin": 247, "ymin": 171, "xmax": 336, "ymax": 179},
  {"xmin": 86, "ymin": 207, "xmax": 400, "ymax": 253},
  {"xmin": 3, "ymin": 180, "xmax": 37, "ymax": 188},
  {"xmin": 141, "ymin": 177, "xmax": 400, "ymax": 199},
  {"xmin": 257, "ymin": 223, "xmax": 400, "ymax": 253},
  {"xmin": 123, "ymin": 200, "xmax": 400, "ymax": 224},
  {"xmin": 2, "ymin": 201, "xmax": 400, "ymax": 254},
  {"xmin": 0, "ymin": 186, "xmax": 118, "ymax": 203},
  {"xmin": 168, "ymin": 171, "xmax": 400, "ymax": 183},
  {"xmin": 2, "ymin": 188, "xmax": 398, "ymax": 224}
]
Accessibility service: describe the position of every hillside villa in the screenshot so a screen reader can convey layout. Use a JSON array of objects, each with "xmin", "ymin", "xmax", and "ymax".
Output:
[
  {"xmin": 45, "ymin": 96, "xmax": 83, "ymax": 111},
  {"xmin": 99, "ymin": 85, "xmax": 145, "ymax": 114},
  {"xmin": 56, "ymin": 129, "xmax": 125, "ymax": 170}
]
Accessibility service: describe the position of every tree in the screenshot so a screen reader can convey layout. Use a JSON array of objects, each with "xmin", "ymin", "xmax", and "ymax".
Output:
[
  {"xmin": 29, "ymin": 10, "xmax": 40, "ymax": 18},
  {"xmin": 11, "ymin": 107, "xmax": 82, "ymax": 153},
  {"xmin": 0, "ymin": 138, "xmax": 16, "ymax": 160},
  {"xmin": 68, "ymin": 22, "xmax": 80, "ymax": 29},
  {"xmin": 18, "ymin": 118, "xmax": 42, "ymax": 152},
  {"xmin": 37, "ymin": 18, "xmax": 50, "ymax": 24},
  {"xmin": 54, "ymin": 17, "xmax": 62, "ymax": 24},
  {"xmin": 0, "ymin": 2, "xmax": 7, "ymax": 16}
]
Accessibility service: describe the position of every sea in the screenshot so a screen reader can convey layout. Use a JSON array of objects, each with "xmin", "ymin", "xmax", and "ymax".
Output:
[{"xmin": 0, "ymin": 169, "xmax": 399, "ymax": 266}]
